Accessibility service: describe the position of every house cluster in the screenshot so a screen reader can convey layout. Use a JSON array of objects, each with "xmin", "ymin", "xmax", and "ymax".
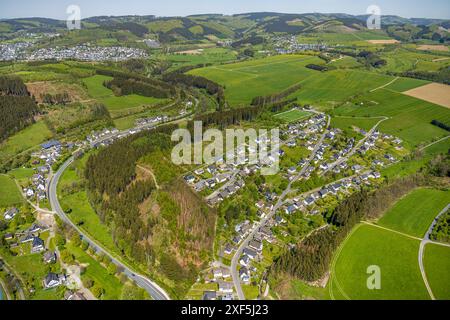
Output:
[
  {"xmin": 135, "ymin": 115, "xmax": 169, "ymax": 127},
  {"xmin": 87, "ymin": 127, "xmax": 120, "ymax": 148},
  {"xmin": 272, "ymin": 35, "xmax": 330, "ymax": 54},
  {"xmin": 0, "ymin": 41, "xmax": 34, "ymax": 61},
  {"xmin": 7, "ymin": 223, "xmax": 50, "ymax": 254},
  {"xmin": 26, "ymin": 44, "xmax": 148, "ymax": 62},
  {"xmin": 202, "ymin": 267, "xmax": 234, "ymax": 300},
  {"xmin": 24, "ymin": 140, "xmax": 68, "ymax": 201}
]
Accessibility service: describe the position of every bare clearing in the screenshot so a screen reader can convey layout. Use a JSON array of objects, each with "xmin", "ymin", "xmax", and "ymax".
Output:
[
  {"xmin": 367, "ymin": 39, "xmax": 400, "ymax": 44},
  {"xmin": 417, "ymin": 45, "xmax": 449, "ymax": 52},
  {"xmin": 403, "ymin": 83, "xmax": 450, "ymax": 108},
  {"xmin": 26, "ymin": 81, "xmax": 89, "ymax": 103}
]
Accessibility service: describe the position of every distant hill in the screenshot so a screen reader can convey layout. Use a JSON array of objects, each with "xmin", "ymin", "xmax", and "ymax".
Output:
[{"xmin": 0, "ymin": 12, "xmax": 448, "ymax": 44}]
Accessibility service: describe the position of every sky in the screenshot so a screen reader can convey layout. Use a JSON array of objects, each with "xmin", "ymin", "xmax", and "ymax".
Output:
[{"xmin": 0, "ymin": 0, "xmax": 449, "ymax": 20}]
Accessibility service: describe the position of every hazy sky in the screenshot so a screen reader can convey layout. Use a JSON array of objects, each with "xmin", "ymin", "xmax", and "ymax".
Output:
[{"xmin": 1, "ymin": 0, "xmax": 449, "ymax": 20}]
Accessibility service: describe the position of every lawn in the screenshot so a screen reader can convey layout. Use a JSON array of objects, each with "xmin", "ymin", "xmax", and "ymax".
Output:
[
  {"xmin": 378, "ymin": 188, "xmax": 450, "ymax": 238},
  {"xmin": 330, "ymin": 224, "xmax": 429, "ymax": 300},
  {"xmin": 82, "ymin": 75, "xmax": 167, "ymax": 114},
  {"xmin": 274, "ymin": 109, "xmax": 311, "ymax": 123},
  {"xmin": 0, "ymin": 174, "xmax": 23, "ymax": 207},
  {"xmin": 333, "ymin": 89, "xmax": 450, "ymax": 147},
  {"xmin": 66, "ymin": 242, "xmax": 123, "ymax": 300},
  {"xmin": 423, "ymin": 243, "xmax": 450, "ymax": 300},
  {"xmin": 8, "ymin": 167, "xmax": 35, "ymax": 186}
]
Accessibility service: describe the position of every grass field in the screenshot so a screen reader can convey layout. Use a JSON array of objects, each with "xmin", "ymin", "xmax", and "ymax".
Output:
[
  {"xmin": 378, "ymin": 188, "xmax": 450, "ymax": 238},
  {"xmin": 423, "ymin": 244, "xmax": 450, "ymax": 300},
  {"xmin": 189, "ymin": 54, "xmax": 395, "ymax": 108},
  {"xmin": 333, "ymin": 89, "xmax": 450, "ymax": 147},
  {"xmin": 384, "ymin": 77, "xmax": 430, "ymax": 92},
  {"xmin": 0, "ymin": 121, "xmax": 53, "ymax": 164},
  {"xmin": 58, "ymin": 159, "xmax": 117, "ymax": 255},
  {"xmin": 379, "ymin": 48, "xmax": 450, "ymax": 73},
  {"xmin": 82, "ymin": 75, "xmax": 167, "ymax": 114},
  {"xmin": 0, "ymin": 174, "xmax": 23, "ymax": 207},
  {"xmin": 330, "ymin": 224, "xmax": 429, "ymax": 300},
  {"xmin": 274, "ymin": 109, "xmax": 311, "ymax": 123}
]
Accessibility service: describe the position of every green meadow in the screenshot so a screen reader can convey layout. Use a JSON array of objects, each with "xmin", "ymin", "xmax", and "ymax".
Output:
[
  {"xmin": 378, "ymin": 188, "xmax": 450, "ymax": 238},
  {"xmin": 0, "ymin": 121, "xmax": 53, "ymax": 164},
  {"xmin": 189, "ymin": 54, "xmax": 397, "ymax": 108},
  {"xmin": 330, "ymin": 224, "xmax": 429, "ymax": 300},
  {"xmin": 0, "ymin": 174, "xmax": 23, "ymax": 207},
  {"xmin": 274, "ymin": 109, "xmax": 311, "ymax": 123},
  {"xmin": 333, "ymin": 89, "xmax": 450, "ymax": 147},
  {"xmin": 82, "ymin": 75, "xmax": 167, "ymax": 115},
  {"xmin": 423, "ymin": 244, "xmax": 450, "ymax": 300}
]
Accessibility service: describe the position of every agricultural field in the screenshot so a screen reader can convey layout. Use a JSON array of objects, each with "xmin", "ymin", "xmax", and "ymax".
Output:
[
  {"xmin": 82, "ymin": 75, "xmax": 167, "ymax": 115},
  {"xmin": 378, "ymin": 188, "xmax": 450, "ymax": 238},
  {"xmin": 330, "ymin": 116, "xmax": 382, "ymax": 136},
  {"xmin": 330, "ymin": 224, "xmax": 429, "ymax": 300},
  {"xmin": 403, "ymin": 83, "xmax": 450, "ymax": 108},
  {"xmin": 158, "ymin": 47, "xmax": 238, "ymax": 70},
  {"xmin": 333, "ymin": 89, "xmax": 450, "ymax": 147},
  {"xmin": 423, "ymin": 244, "xmax": 450, "ymax": 300},
  {"xmin": 379, "ymin": 47, "xmax": 450, "ymax": 73},
  {"xmin": 189, "ymin": 54, "xmax": 395, "ymax": 108},
  {"xmin": 0, "ymin": 174, "xmax": 23, "ymax": 207}
]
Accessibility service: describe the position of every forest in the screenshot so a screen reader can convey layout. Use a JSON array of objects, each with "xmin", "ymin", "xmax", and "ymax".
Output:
[{"xmin": 0, "ymin": 76, "xmax": 39, "ymax": 142}]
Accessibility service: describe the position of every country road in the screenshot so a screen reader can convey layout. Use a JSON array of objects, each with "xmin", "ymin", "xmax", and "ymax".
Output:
[
  {"xmin": 49, "ymin": 156, "xmax": 170, "ymax": 300},
  {"xmin": 418, "ymin": 203, "xmax": 450, "ymax": 300}
]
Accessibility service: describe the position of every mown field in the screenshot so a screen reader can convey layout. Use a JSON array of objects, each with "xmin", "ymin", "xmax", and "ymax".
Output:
[
  {"xmin": 82, "ymin": 75, "xmax": 167, "ymax": 115},
  {"xmin": 423, "ymin": 244, "xmax": 450, "ymax": 300},
  {"xmin": 0, "ymin": 174, "xmax": 23, "ymax": 207},
  {"xmin": 330, "ymin": 224, "xmax": 429, "ymax": 300},
  {"xmin": 189, "ymin": 54, "xmax": 400, "ymax": 109},
  {"xmin": 378, "ymin": 188, "xmax": 450, "ymax": 238},
  {"xmin": 379, "ymin": 48, "xmax": 450, "ymax": 73},
  {"xmin": 333, "ymin": 89, "xmax": 450, "ymax": 147},
  {"xmin": 330, "ymin": 116, "xmax": 381, "ymax": 136}
]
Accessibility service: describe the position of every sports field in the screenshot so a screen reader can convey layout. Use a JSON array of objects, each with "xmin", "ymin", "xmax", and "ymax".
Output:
[
  {"xmin": 0, "ymin": 174, "xmax": 23, "ymax": 207},
  {"xmin": 333, "ymin": 89, "xmax": 450, "ymax": 147},
  {"xmin": 82, "ymin": 75, "xmax": 167, "ymax": 114},
  {"xmin": 423, "ymin": 244, "xmax": 450, "ymax": 300},
  {"xmin": 274, "ymin": 109, "xmax": 311, "ymax": 123},
  {"xmin": 378, "ymin": 188, "xmax": 450, "ymax": 238},
  {"xmin": 330, "ymin": 224, "xmax": 429, "ymax": 300}
]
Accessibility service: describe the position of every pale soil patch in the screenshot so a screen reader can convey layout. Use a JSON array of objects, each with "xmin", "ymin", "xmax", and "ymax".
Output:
[
  {"xmin": 175, "ymin": 49, "xmax": 204, "ymax": 55},
  {"xmin": 432, "ymin": 57, "xmax": 450, "ymax": 62},
  {"xmin": 417, "ymin": 45, "xmax": 449, "ymax": 52},
  {"xmin": 403, "ymin": 83, "xmax": 450, "ymax": 108},
  {"xmin": 367, "ymin": 39, "xmax": 400, "ymax": 44},
  {"xmin": 26, "ymin": 81, "xmax": 89, "ymax": 103}
]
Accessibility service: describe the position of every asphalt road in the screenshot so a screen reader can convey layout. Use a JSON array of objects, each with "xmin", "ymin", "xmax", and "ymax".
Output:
[{"xmin": 48, "ymin": 156, "xmax": 170, "ymax": 300}]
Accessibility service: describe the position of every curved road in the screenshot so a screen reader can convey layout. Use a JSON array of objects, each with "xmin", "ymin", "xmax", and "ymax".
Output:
[
  {"xmin": 418, "ymin": 203, "xmax": 450, "ymax": 300},
  {"xmin": 49, "ymin": 156, "xmax": 170, "ymax": 300}
]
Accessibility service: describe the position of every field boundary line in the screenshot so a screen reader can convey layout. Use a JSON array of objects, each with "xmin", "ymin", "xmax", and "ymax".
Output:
[
  {"xmin": 419, "ymin": 135, "xmax": 450, "ymax": 151},
  {"xmin": 361, "ymin": 221, "xmax": 422, "ymax": 241},
  {"xmin": 329, "ymin": 224, "xmax": 362, "ymax": 300}
]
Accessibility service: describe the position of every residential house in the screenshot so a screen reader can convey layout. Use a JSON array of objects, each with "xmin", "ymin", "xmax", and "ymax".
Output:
[
  {"xmin": 218, "ymin": 281, "xmax": 233, "ymax": 294},
  {"xmin": 248, "ymin": 240, "xmax": 263, "ymax": 252},
  {"xmin": 43, "ymin": 251, "xmax": 57, "ymax": 264},
  {"xmin": 31, "ymin": 237, "xmax": 45, "ymax": 253},
  {"xmin": 4, "ymin": 208, "xmax": 19, "ymax": 220},
  {"xmin": 44, "ymin": 273, "xmax": 65, "ymax": 289},
  {"xmin": 202, "ymin": 291, "xmax": 217, "ymax": 300}
]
